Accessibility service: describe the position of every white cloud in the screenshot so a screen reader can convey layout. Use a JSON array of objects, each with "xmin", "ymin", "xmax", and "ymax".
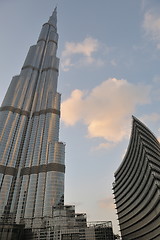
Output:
[
  {"xmin": 61, "ymin": 78, "xmax": 151, "ymax": 143},
  {"xmin": 61, "ymin": 58, "xmax": 74, "ymax": 72},
  {"xmin": 61, "ymin": 37, "xmax": 105, "ymax": 71},
  {"xmin": 62, "ymin": 37, "xmax": 98, "ymax": 57},
  {"xmin": 143, "ymin": 10, "xmax": 160, "ymax": 48}
]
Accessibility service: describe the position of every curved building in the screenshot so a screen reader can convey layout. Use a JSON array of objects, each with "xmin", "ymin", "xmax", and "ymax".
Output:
[{"xmin": 113, "ymin": 116, "xmax": 160, "ymax": 240}]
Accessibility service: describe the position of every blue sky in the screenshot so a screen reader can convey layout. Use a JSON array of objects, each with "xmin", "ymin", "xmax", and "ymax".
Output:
[{"xmin": 0, "ymin": 0, "xmax": 160, "ymax": 234}]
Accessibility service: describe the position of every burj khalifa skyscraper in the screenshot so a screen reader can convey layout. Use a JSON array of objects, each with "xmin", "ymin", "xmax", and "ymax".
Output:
[{"xmin": 0, "ymin": 7, "xmax": 65, "ymax": 233}]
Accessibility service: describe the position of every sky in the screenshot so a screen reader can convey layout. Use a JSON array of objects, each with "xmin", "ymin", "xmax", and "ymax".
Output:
[{"xmin": 0, "ymin": 0, "xmax": 160, "ymax": 235}]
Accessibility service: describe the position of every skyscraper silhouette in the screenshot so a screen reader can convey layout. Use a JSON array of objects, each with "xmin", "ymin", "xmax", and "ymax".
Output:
[{"xmin": 0, "ymin": 7, "xmax": 65, "ymax": 231}]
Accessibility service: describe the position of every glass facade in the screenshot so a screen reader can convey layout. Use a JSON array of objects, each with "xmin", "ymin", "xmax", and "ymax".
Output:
[
  {"xmin": 0, "ymin": 8, "xmax": 65, "ymax": 234},
  {"xmin": 0, "ymin": 8, "xmax": 115, "ymax": 239}
]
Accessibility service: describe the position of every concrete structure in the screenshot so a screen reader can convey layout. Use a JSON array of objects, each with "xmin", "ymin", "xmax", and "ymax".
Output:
[
  {"xmin": 85, "ymin": 221, "xmax": 114, "ymax": 240},
  {"xmin": 23, "ymin": 205, "xmax": 87, "ymax": 239},
  {"xmin": 24, "ymin": 205, "xmax": 115, "ymax": 240},
  {"xmin": 113, "ymin": 116, "xmax": 160, "ymax": 240}
]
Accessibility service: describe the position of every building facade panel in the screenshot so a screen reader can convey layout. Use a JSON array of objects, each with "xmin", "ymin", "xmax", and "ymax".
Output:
[
  {"xmin": 113, "ymin": 116, "xmax": 160, "ymax": 239},
  {"xmin": 0, "ymin": 9, "xmax": 66, "ymax": 236}
]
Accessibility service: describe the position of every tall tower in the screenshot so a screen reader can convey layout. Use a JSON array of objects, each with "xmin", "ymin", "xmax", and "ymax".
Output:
[
  {"xmin": 0, "ymin": 8, "xmax": 116, "ymax": 240},
  {"xmin": 0, "ymin": 7, "xmax": 65, "ymax": 230}
]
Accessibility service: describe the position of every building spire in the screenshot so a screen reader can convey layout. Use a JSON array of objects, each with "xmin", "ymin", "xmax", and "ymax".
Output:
[{"xmin": 48, "ymin": 7, "xmax": 57, "ymax": 29}]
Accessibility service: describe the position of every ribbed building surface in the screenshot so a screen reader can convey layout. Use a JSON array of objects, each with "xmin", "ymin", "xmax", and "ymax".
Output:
[
  {"xmin": 0, "ymin": 8, "xmax": 65, "ymax": 232},
  {"xmin": 113, "ymin": 116, "xmax": 160, "ymax": 240}
]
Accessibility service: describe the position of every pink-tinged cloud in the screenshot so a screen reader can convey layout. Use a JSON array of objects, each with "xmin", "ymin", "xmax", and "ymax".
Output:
[
  {"xmin": 97, "ymin": 197, "xmax": 115, "ymax": 210},
  {"xmin": 93, "ymin": 142, "xmax": 116, "ymax": 151},
  {"xmin": 61, "ymin": 78, "xmax": 151, "ymax": 143}
]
